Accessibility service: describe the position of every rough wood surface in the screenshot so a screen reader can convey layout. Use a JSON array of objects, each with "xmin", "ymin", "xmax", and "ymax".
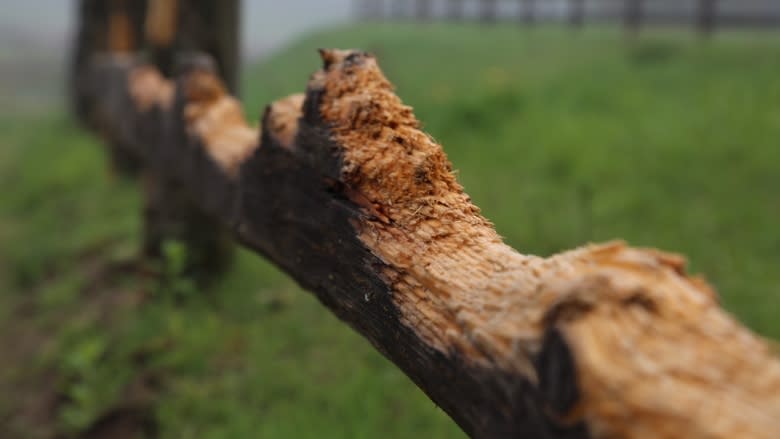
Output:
[{"xmin": 79, "ymin": 49, "xmax": 780, "ymax": 439}]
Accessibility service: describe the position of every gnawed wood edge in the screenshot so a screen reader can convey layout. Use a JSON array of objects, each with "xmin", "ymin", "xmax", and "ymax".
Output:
[{"xmin": 81, "ymin": 49, "xmax": 780, "ymax": 439}]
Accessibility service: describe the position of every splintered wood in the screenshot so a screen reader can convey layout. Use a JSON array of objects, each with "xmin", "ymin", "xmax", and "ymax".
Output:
[
  {"xmin": 311, "ymin": 49, "xmax": 780, "ymax": 439},
  {"xmin": 145, "ymin": 0, "xmax": 178, "ymax": 47},
  {"xmin": 126, "ymin": 64, "xmax": 258, "ymax": 176}
]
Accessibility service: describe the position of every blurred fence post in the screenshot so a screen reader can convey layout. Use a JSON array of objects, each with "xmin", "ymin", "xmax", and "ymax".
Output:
[
  {"xmin": 698, "ymin": 0, "xmax": 717, "ymax": 36},
  {"xmin": 480, "ymin": 0, "xmax": 498, "ymax": 23},
  {"xmin": 72, "ymin": 0, "xmax": 148, "ymax": 174},
  {"xmin": 355, "ymin": 0, "xmax": 384, "ymax": 20},
  {"xmin": 416, "ymin": 0, "xmax": 432, "ymax": 21},
  {"xmin": 520, "ymin": 0, "xmax": 536, "ymax": 25},
  {"xmin": 569, "ymin": 0, "xmax": 585, "ymax": 28},
  {"xmin": 624, "ymin": 0, "xmax": 643, "ymax": 36},
  {"xmin": 448, "ymin": 0, "xmax": 465, "ymax": 20},
  {"xmin": 393, "ymin": 0, "xmax": 409, "ymax": 19},
  {"xmin": 144, "ymin": 0, "xmax": 239, "ymax": 279},
  {"xmin": 73, "ymin": 0, "xmax": 240, "ymax": 280}
]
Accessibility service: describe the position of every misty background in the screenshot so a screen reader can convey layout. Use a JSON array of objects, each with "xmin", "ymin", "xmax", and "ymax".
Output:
[
  {"xmin": 0, "ymin": 0, "xmax": 352, "ymax": 112},
  {"xmin": 0, "ymin": 0, "xmax": 353, "ymax": 56}
]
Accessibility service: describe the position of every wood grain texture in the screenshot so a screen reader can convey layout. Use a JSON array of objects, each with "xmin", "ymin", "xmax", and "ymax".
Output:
[{"xmin": 79, "ymin": 49, "xmax": 780, "ymax": 439}]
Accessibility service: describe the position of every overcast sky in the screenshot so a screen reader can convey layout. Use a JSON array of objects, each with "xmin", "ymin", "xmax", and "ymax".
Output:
[{"xmin": 0, "ymin": 0, "xmax": 354, "ymax": 57}]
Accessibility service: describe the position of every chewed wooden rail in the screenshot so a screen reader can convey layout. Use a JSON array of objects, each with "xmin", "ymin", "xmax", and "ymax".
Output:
[{"xmin": 79, "ymin": 50, "xmax": 780, "ymax": 438}]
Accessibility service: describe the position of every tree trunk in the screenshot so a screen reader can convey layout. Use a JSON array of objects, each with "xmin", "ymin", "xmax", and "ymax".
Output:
[{"xmin": 78, "ymin": 48, "xmax": 780, "ymax": 439}]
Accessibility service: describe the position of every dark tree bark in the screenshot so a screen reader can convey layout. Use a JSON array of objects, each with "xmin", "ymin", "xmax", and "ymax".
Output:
[{"xmin": 77, "ymin": 47, "xmax": 780, "ymax": 438}]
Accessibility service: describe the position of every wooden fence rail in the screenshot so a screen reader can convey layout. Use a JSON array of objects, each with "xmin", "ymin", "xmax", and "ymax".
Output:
[
  {"xmin": 74, "ymin": 1, "xmax": 780, "ymax": 438},
  {"xmin": 355, "ymin": 0, "xmax": 780, "ymax": 34}
]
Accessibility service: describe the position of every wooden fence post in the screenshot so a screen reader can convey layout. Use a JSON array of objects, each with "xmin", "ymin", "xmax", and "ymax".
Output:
[
  {"xmin": 72, "ymin": 0, "xmax": 148, "ymax": 175},
  {"xmin": 416, "ymin": 0, "xmax": 432, "ymax": 21},
  {"xmin": 448, "ymin": 0, "xmax": 465, "ymax": 20},
  {"xmin": 480, "ymin": 0, "xmax": 498, "ymax": 23},
  {"xmin": 74, "ymin": 0, "xmax": 239, "ymax": 279},
  {"xmin": 392, "ymin": 0, "xmax": 409, "ymax": 19},
  {"xmin": 520, "ymin": 0, "xmax": 536, "ymax": 25},
  {"xmin": 698, "ymin": 0, "xmax": 717, "ymax": 36},
  {"xmin": 569, "ymin": 0, "xmax": 585, "ymax": 28},
  {"xmin": 624, "ymin": 0, "xmax": 643, "ymax": 36}
]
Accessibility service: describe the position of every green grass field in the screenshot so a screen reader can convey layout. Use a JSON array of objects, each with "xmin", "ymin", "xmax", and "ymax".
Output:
[{"xmin": 1, "ymin": 24, "xmax": 779, "ymax": 438}]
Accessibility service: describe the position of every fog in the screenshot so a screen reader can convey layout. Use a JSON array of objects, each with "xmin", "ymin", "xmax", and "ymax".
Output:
[{"xmin": 0, "ymin": 0, "xmax": 354, "ymax": 58}]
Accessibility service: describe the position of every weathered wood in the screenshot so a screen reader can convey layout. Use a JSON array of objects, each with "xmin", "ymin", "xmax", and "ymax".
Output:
[
  {"xmin": 71, "ymin": 0, "xmax": 148, "ymax": 175},
  {"xmin": 145, "ymin": 0, "xmax": 240, "ymax": 94},
  {"xmin": 80, "ymin": 49, "xmax": 780, "ymax": 438},
  {"xmin": 74, "ymin": 0, "xmax": 240, "ymax": 278}
]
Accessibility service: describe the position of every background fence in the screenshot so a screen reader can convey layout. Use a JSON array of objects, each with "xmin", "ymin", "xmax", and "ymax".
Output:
[{"xmin": 355, "ymin": 0, "xmax": 780, "ymax": 33}]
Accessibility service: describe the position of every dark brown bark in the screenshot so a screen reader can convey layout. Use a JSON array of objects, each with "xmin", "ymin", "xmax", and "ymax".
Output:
[{"xmin": 77, "ymin": 48, "xmax": 780, "ymax": 439}]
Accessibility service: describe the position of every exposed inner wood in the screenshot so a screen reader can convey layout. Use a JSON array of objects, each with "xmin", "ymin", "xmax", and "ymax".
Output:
[
  {"xmin": 83, "ymin": 49, "xmax": 780, "ymax": 439},
  {"xmin": 145, "ymin": 0, "xmax": 179, "ymax": 47},
  {"xmin": 128, "ymin": 66, "xmax": 174, "ymax": 111},
  {"xmin": 108, "ymin": 2, "xmax": 135, "ymax": 53},
  {"xmin": 181, "ymin": 69, "xmax": 258, "ymax": 176},
  {"xmin": 310, "ymin": 49, "xmax": 780, "ymax": 439}
]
